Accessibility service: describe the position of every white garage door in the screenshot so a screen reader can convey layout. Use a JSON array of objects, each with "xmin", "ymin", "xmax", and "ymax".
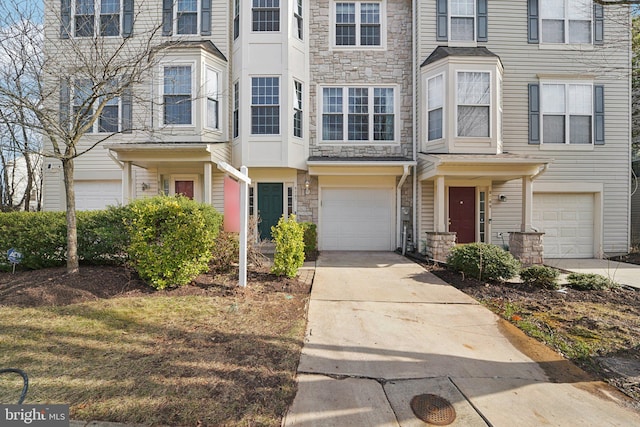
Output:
[
  {"xmin": 533, "ymin": 193, "xmax": 594, "ymax": 258},
  {"xmin": 321, "ymin": 187, "xmax": 394, "ymax": 251},
  {"xmin": 75, "ymin": 181, "xmax": 121, "ymax": 211}
]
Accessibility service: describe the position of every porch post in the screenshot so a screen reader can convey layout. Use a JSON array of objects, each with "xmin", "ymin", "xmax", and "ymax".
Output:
[
  {"xmin": 122, "ymin": 161, "xmax": 132, "ymax": 204},
  {"xmin": 204, "ymin": 162, "xmax": 212, "ymax": 204},
  {"xmin": 435, "ymin": 175, "xmax": 446, "ymax": 232},
  {"xmin": 521, "ymin": 175, "xmax": 533, "ymax": 232}
]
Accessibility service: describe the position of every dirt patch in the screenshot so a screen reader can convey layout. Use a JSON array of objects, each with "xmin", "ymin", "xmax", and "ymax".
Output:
[
  {"xmin": 0, "ymin": 265, "xmax": 310, "ymax": 308},
  {"xmin": 425, "ymin": 264, "xmax": 640, "ymax": 405}
]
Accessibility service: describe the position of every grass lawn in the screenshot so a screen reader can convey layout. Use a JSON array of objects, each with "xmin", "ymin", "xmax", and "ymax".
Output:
[{"xmin": 0, "ymin": 268, "xmax": 309, "ymax": 426}]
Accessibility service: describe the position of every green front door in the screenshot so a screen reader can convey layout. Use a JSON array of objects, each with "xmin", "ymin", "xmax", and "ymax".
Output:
[{"xmin": 257, "ymin": 183, "xmax": 283, "ymax": 240}]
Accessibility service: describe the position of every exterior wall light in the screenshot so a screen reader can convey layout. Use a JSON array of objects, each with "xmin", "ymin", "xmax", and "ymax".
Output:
[{"xmin": 499, "ymin": 194, "xmax": 507, "ymax": 202}]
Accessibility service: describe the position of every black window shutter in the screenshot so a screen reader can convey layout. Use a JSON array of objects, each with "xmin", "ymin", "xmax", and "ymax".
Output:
[
  {"xmin": 123, "ymin": 0, "xmax": 134, "ymax": 37},
  {"xmin": 594, "ymin": 3, "xmax": 604, "ymax": 45},
  {"xmin": 61, "ymin": 0, "xmax": 71, "ymax": 39},
  {"xmin": 162, "ymin": 0, "xmax": 172, "ymax": 36},
  {"xmin": 527, "ymin": 0, "xmax": 539, "ymax": 44},
  {"xmin": 594, "ymin": 85, "xmax": 605, "ymax": 145},
  {"xmin": 201, "ymin": 0, "xmax": 212, "ymax": 35},
  {"xmin": 477, "ymin": 0, "xmax": 488, "ymax": 42},
  {"xmin": 122, "ymin": 88, "xmax": 133, "ymax": 134},
  {"xmin": 436, "ymin": 0, "xmax": 447, "ymax": 42},
  {"xmin": 528, "ymin": 83, "xmax": 540, "ymax": 145},
  {"xmin": 60, "ymin": 78, "xmax": 70, "ymax": 128}
]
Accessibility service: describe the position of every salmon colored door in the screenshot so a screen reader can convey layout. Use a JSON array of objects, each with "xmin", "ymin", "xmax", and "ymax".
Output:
[
  {"xmin": 175, "ymin": 181, "xmax": 195, "ymax": 199},
  {"xmin": 449, "ymin": 187, "xmax": 476, "ymax": 244}
]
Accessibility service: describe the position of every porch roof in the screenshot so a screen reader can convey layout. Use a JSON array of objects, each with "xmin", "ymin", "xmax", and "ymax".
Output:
[
  {"xmin": 104, "ymin": 142, "xmax": 229, "ymax": 169},
  {"xmin": 418, "ymin": 153, "xmax": 552, "ymax": 182}
]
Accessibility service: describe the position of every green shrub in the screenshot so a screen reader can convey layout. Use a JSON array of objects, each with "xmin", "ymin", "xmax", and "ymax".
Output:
[
  {"xmin": 77, "ymin": 206, "xmax": 131, "ymax": 265},
  {"xmin": 271, "ymin": 215, "xmax": 305, "ymax": 278},
  {"xmin": 301, "ymin": 222, "xmax": 318, "ymax": 261},
  {"xmin": 446, "ymin": 242, "xmax": 520, "ymax": 282},
  {"xmin": 210, "ymin": 230, "xmax": 240, "ymax": 273},
  {"xmin": 566, "ymin": 272, "xmax": 619, "ymax": 291},
  {"xmin": 519, "ymin": 265, "xmax": 560, "ymax": 289},
  {"xmin": 125, "ymin": 195, "xmax": 222, "ymax": 289},
  {"xmin": 0, "ymin": 211, "xmax": 66, "ymax": 270}
]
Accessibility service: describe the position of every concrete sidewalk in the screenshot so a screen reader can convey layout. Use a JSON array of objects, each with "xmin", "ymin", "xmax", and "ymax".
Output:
[
  {"xmin": 283, "ymin": 252, "xmax": 640, "ymax": 426},
  {"xmin": 545, "ymin": 258, "xmax": 640, "ymax": 289}
]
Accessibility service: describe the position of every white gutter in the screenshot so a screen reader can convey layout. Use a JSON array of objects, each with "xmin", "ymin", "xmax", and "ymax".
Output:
[
  {"xmin": 107, "ymin": 149, "xmax": 124, "ymax": 169},
  {"xmin": 397, "ymin": 164, "xmax": 410, "ymax": 251}
]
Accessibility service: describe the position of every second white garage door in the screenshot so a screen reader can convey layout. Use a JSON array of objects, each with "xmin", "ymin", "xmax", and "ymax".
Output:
[
  {"xmin": 533, "ymin": 193, "xmax": 595, "ymax": 258},
  {"xmin": 321, "ymin": 187, "xmax": 394, "ymax": 251}
]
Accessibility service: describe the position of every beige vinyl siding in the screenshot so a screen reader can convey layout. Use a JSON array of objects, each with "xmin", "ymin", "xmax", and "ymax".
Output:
[
  {"xmin": 133, "ymin": 167, "xmax": 158, "ymax": 198},
  {"xmin": 489, "ymin": 181, "xmax": 523, "ymax": 246},
  {"xmin": 632, "ymin": 183, "xmax": 640, "ymax": 246},
  {"xmin": 417, "ymin": 2, "xmax": 630, "ymax": 254},
  {"xmin": 42, "ymin": 167, "xmax": 63, "ymax": 211},
  {"xmin": 419, "ymin": 181, "xmax": 434, "ymax": 243},
  {"xmin": 211, "ymin": 171, "xmax": 225, "ymax": 212}
]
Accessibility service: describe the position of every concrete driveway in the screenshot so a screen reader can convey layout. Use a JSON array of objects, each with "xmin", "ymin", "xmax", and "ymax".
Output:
[{"xmin": 283, "ymin": 252, "xmax": 640, "ymax": 427}]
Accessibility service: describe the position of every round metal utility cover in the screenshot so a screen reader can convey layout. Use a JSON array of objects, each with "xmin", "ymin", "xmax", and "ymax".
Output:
[{"xmin": 410, "ymin": 394, "xmax": 456, "ymax": 426}]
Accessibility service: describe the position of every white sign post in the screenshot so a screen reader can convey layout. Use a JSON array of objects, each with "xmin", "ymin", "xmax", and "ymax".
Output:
[{"xmin": 216, "ymin": 162, "xmax": 251, "ymax": 287}]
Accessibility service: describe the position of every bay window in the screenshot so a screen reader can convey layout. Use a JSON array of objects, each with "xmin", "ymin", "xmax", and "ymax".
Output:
[
  {"xmin": 163, "ymin": 66, "xmax": 192, "ymax": 125},
  {"xmin": 456, "ymin": 71, "xmax": 490, "ymax": 137},
  {"xmin": 251, "ymin": 77, "xmax": 280, "ymax": 135},
  {"xmin": 427, "ymin": 74, "xmax": 444, "ymax": 141},
  {"xmin": 206, "ymin": 68, "xmax": 219, "ymax": 129}
]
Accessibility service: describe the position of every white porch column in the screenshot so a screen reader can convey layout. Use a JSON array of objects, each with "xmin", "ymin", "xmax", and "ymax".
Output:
[
  {"xmin": 203, "ymin": 162, "xmax": 212, "ymax": 205},
  {"xmin": 521, "ymin": 175, "xmax": 533, "ymax": 232},
  {"xmin": 122, "ymin": 161, "xmax": 132, "ymax": 204},
  {"xmin": 435, "ymin": 175, "xmax": 446, "ymax": 232}
]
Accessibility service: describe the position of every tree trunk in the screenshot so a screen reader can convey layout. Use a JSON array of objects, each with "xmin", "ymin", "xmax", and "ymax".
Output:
[{"xmin": 62, "ymin": 158, "xmax": 79, "ymax": 274}]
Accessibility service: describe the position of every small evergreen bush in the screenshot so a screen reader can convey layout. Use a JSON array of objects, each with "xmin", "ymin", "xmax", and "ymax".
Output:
[
  {"xmin": 447, "ymin": 242, "xmax": 520, "ymax": 282},
  {"xmin": 566, "ymin": 272, "xmax": 619, "ymax": 290},
  {"xmin": 271, "ymin": 215, "xmax": 305, "ymax": 278},
  {"xmin": 301, "ymin": 222, "xmax": 318, "ymax": 261},
  {"xmin": 125, "ymin": 195, "xmax": 222, "ymax": 289},
  {"xmin": 519, "ymin": 265, "xmax": 560, "ymax": 289}
]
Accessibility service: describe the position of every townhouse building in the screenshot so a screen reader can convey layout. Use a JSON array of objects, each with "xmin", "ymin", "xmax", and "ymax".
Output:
[{"xmin": 43, "ymin": 0, "xmax": 632, "ymax": 261}]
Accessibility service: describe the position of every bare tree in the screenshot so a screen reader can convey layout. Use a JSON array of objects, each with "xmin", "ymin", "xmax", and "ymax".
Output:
[{"xmin": 0, "ymin": 0, "xmax": 166, "ymax": 273}]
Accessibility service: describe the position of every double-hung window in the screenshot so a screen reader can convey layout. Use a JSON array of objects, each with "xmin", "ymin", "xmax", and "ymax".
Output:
[
  {"xmin": 322, "ymin": 86, "xmax": 395, "ymax": 142},
  {"xmin": 98, "ymin": 80, "xmax": 120, "ymax": 132},
  {"xmin": 163, "ymin": 66, "xmax": 192, "ymax": 125},
  {"xmin": 72, "ymin": 0, "xmax": 124, "ymax": 37},
  {"xmin": 75, "ymin": 0, "xmax": 96, "ymax": 36},
  {"xmin": 206, "ymin": 68, "xmax": 219, "ymax": 129},
  {"xmin": 176, "ymin": 0, "xmax": 198, "ymax": 34},
  {"xmin": 100, "ymin": 0, "xmax": 120, "ymax": 36},
  {"xmin": 73, "ymin": 79, "xmax": 95, "ymax": 132},
  {"xmin": 427, "ymin": 74, "xmax": 444, "ymax": 141},
  {"xmin": 233, "ymin": 81, "xmax": 240, "ymax": 138},
  {"xmin": 294, "ymin": 0, "xmax": 303, "ymax": 39},
  {"xmin": 334, "ymin": 2, "xmax": 382, "ymax": 47},
  {"xmin": 251, "ymin": 77, "xmax": 280, "ymax": 135},
  {"xmin": 252, "ymin": 0, "xmax": 280, "ymax": 32},
  {"xmin": 540, "ymin": 0, "xmax": 591, "ymax": 44},
  {"xmin": 450, "ymin": 0, "xmax": 475, "ymax": 41},
  {"xmin": 234, "ymin": 0, "xmax": 240, "ymax": 39},
  {"xmin": 541, "ymin": 83, "xmax": 592, "ymax": 144},
  {"xmin": 293, "ymin": 81, "xmax": 303, "ymax": 138},
  {"xmin": 437, "ymin": 0, "xmax": 487, "ymax": 43},
  {"xmin": 456, "ymin": 71, "xmax": 490, "ymax": 137}
]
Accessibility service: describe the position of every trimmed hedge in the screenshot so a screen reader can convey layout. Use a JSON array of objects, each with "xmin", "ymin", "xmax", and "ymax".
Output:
[
  {"xmin": 125, "ymin": 196, "xmax": 222, "ymax": 289},
  {"xmin": 447, "ymin": 242, "xmax": 520, "ymax": 282}
]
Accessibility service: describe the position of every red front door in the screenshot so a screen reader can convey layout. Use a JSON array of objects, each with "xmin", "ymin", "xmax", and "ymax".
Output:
[
  {"xmin": 449, "ymin": 187, "xmax": 476, "ymax": 243},
  {"xmin": 175, "ymin": 181, "xmax": 195, "ymax": 199}
]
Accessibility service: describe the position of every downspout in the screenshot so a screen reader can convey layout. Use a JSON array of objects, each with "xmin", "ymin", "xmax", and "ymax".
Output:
[
  {"xmin": 411, "ymin": 0, "xmax": 418, "ymax": 253},
  {"xmin": 107, "ymin": 149, "xmax": 124, "ymax": 169},
  {"xmin": 397, "ymin": 164, "xmax": 410, "ymax": 252}
]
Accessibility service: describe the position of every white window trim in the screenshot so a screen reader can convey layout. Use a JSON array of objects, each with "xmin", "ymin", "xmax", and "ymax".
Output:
[
  {"xmin": 250, "ymin": 75, "xmax": 281, "ymax": 136},
  {"xmin": 539, "ymin": 79, "xmax": 594, "ymax": 148},
  {"xmin": 426, "ymin": 73, "xmax": 445, "ymax": 142},
  {"xmin": 318, "ymin": 84, "xmax": 398, "ymax": 145},
  {"xmin": 160, "ymin": 61, "xmax": 196, "ymax": 127},
  {"xmin": 203, "ymin": 65, "xmax": 221, "ymax": 131},
  {"xmin": 251, "ymin": 0, "xmax": 281, "ymax": 33},
  {"xmin": 454, "ymin": 70, "xmax": 492, "ymax": 139},
  {"xmin": 539, "ymin": 0, "xmax": 593, "ymax": 47},
  {"xmin": 330, "ymin": 0, "xmax": 387, "ymax": 50},
  {"xmin": 173, "ymin": 0, "xmax": 201, "ymax": 36},
  {"xmin": 449, "ymin": 0, "xmax": 476, "ymax": 43},
  {"xmin": 72, "ymin": 0, "xmax": 123, "ymax": 37}
]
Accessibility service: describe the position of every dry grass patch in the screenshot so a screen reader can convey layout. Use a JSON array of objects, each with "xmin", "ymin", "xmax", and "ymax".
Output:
[{"xmin": 0, "ymin": 268, "xmax": 309, "ymax": 426}]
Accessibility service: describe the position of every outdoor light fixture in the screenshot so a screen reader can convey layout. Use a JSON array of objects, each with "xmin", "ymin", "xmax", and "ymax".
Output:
[
  {"xmin": 499, "ymin": 194, "xmax": 507, "ymax": 202},
  {"xmin": 141, "ymin": 182, "xmax": 150, "ymax": 191},
  {"xmin": 304, "ymin": 179, "xmax": 310, "ymax": 195}
]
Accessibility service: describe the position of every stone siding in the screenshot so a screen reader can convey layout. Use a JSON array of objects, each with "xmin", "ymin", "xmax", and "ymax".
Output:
[
  {"xmin": 509, "ymin": 232, "xmax": 545, "ymax": 266},
  {"xmin": 424, "ymin": 232, "xmax": 456, "ymax": 262}
]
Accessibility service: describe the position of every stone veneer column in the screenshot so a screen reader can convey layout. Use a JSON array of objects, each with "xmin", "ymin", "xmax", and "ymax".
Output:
[
  {"xmin": 424, "ymin": 232, "xmax": 457, "ymax": 262},
  {"xmin": 509, "ymin": 232, "xmax": 545, "ymax": 266}
]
